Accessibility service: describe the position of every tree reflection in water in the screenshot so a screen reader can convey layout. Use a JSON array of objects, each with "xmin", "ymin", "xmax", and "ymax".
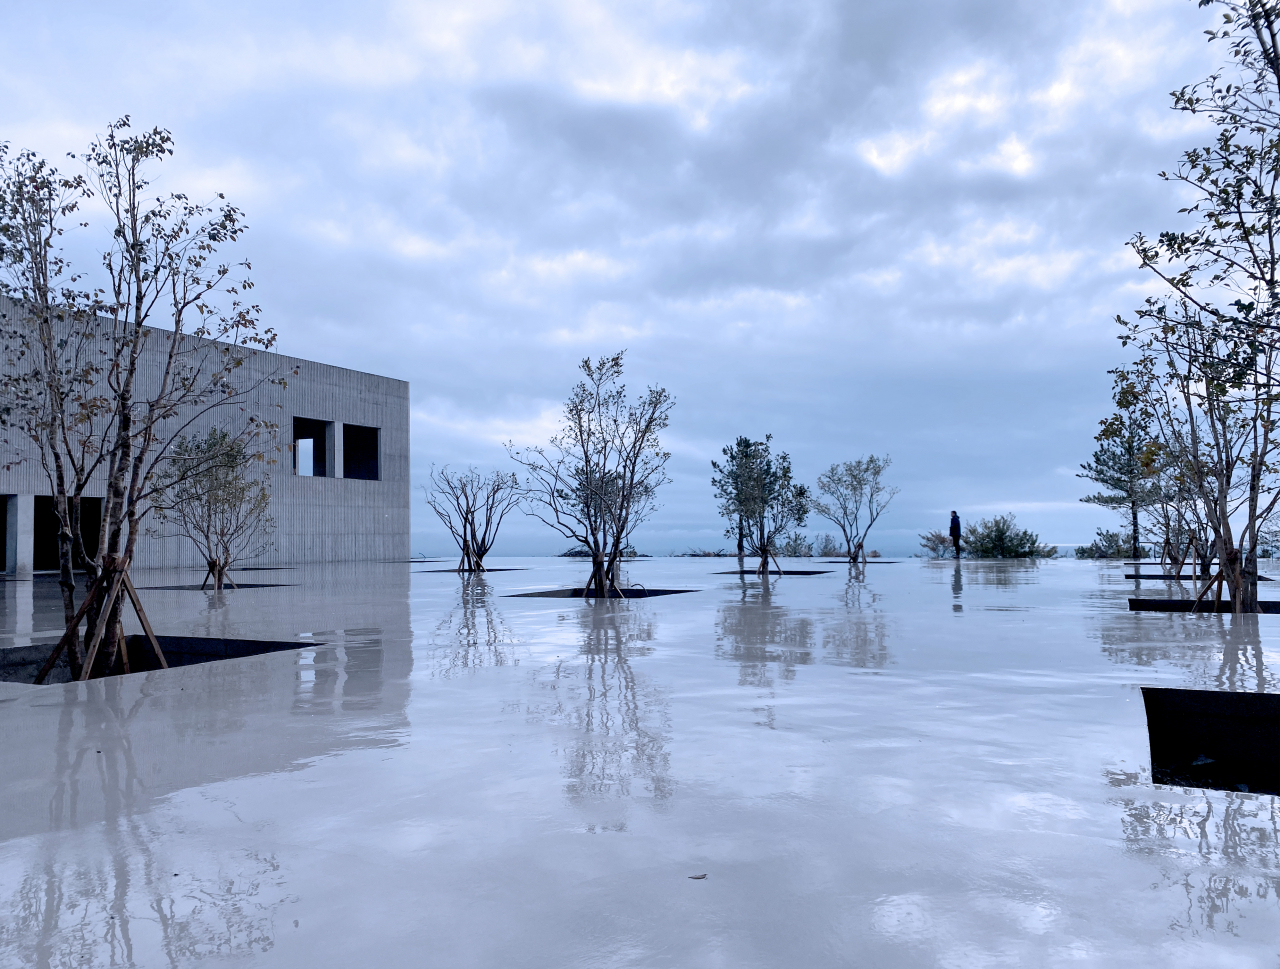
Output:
[
  {"xmin": 822, "ymin": 567, "xmax": 889, "ymax": 669},
  {"xmin": 1099, "ymin": 614, "xmax": 1277, "ymax": 694},
  {"xmin": 1, "ymin": 830, "xmax": 292, "ymax": 968},
  {"xmin": 1102, "ymin": 615, "xmax": 1280, "ymax": 937},
  {"xmin": 531, "ymin": 599, "xmax": 672, "ymax": 805},
  {"xmin": 716, "ymin": 574, "xmax": 815, "ymax": 688},
  {"xmin": 428, "ymin": 574, "xmax": 518, "ymax": 677},
  {"xmin": 1106, "ymin": 767, "xmax": 1280, "ymax": 936},
  {"xmin": 1, "ymin": 678, "xmax": 296, "ymax": 966}
]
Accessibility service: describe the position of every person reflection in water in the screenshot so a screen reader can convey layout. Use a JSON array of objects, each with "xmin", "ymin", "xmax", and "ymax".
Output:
[{"xmin": 949, "ymin": 511, "xmax": 962, "ymax": 559}]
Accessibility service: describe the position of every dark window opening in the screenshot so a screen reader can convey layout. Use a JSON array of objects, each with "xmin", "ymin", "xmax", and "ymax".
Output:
[
  {"xmin": 33, "ymin": 496, "xmax": 102, "ymax": 571},
  {"xmin": 293, "ymin": 417, "xmax": 331, "ymax": 477},
  {"xmin": 343, "ymin": 424, "xmax": 380, "ymax": 480},
  {"xmin": 0, "ymin": 497, "xmax": 8, "ymax": 572}
]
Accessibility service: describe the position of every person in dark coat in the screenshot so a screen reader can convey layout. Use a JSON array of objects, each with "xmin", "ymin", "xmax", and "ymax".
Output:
[{"xmin": 950, "ymin": 511, "xmax": 962, "ymax": 559}]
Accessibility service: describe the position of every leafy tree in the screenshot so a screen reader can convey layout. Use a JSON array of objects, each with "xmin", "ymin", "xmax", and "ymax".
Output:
[
  {"xmin": 1113, "ymin": 1, "xmax": 1280, "ymax": 612},
  {"xmin": 710, "ymin": 436, "xmax": 755, "ymax": 559},
  {"xmin": 711, "ymin": 435, "xmax": 809, "ymax": 575},
  {"xmin": 2, "ymin": 120, "xmax": 284, "ymax": 680},
  {"xmin": 811, "ymin": 455, "xmax": 898, "ymax": 563},
  {"xmin": 153, "ymin": 429, "xmax": 274, "ymax": 592},
  {"xmin": 510, "ymin": 352, "xmax": 673, "ymax": 597},
  {"xmin": 424, "ymin": 466, "xmax": 521, "ymax": 572},
  {"xmin": 0, "ymin": 146, "xmax": 106, "ymax": 678},
  {"xmin": 961, "ymin": 514, "xmax": 1057, "ymax": 558},
  {"xmin": 1144, "ymin": 441, "xmax": 1214, "ymax": 574},
  {"xmin": 1079, "ymin": 401, "xmax": 1162, "ymax": 560}
]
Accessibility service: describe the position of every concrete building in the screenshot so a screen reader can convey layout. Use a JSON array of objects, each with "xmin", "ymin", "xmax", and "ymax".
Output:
[{"xmin": 0, "ymin": 295, "xmax": 410, "ymax": 573}]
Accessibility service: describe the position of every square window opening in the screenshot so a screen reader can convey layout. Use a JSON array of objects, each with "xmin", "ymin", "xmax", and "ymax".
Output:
[
  {"xmin": 293, "ymin": 418, "xmax": 332, "ymax": 477},
  {"xmin": 343, "ymin": 424, "xmax": 380, "ymax": 480}
]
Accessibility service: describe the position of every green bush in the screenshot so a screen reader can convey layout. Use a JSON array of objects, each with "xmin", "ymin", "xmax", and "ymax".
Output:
[
  {"xmin": 1074, "ymin": 529, "xmax": 1148, "ymax": 559},
  {"xmin": 962, "ymin": 514, "xmax": 1056, "ymax": 558},
  {"xmin": 918, "ymin": 529, "xmax": 953, "ymax": 558},
  {"xmin": 777, "ymin": 531, "xmax": 813, "ymax": 557},
  {"xmin": 815, "ymin": 533, "xmax": 844, "ymax": 557}
]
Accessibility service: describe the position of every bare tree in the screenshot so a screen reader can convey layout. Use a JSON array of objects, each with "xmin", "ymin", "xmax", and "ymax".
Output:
[
  {"xmin": 424, "ymin": 465, "xmax": 521, "ymax": 572},
  {"xmin": 811, "ymin": 455, "xmax": 898, "ymax": 564},
  {"xmin": 509, "ymin": 352, "xmax": 673, "ymax": 597},
  {"xmin": 152, "ymin": 428, "xmax": 275, "ymax": 592}
]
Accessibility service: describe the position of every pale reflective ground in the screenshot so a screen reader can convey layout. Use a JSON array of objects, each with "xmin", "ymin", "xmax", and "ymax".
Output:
[{"xmin": 2, "ymin": 558, "xmax": 1280, "ymax": 967}]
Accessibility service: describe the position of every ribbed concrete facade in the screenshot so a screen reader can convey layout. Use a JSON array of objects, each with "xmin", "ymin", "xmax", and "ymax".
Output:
[{"xmin": 0, "ymin": 296, "xmax": 410, "ymax": 572}]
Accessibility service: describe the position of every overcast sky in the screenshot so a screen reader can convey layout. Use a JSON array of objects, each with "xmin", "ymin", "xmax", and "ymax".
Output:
[{"xmin": 0, "ymin": 0, "xmax": 1227, "ymax": 555}]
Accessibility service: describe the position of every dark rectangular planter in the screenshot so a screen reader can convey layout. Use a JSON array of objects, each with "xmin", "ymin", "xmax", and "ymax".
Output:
[
  {"xmin": 1128, "ymin": 598, "xmax": 1280, "ymax": 614},
  {"xmin": 1142, "ymin": 686, "xmax": 1280, "ymax": 795}
]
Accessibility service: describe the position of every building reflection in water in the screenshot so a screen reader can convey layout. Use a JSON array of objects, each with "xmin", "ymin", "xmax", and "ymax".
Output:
[
  {"xmin": 528, "ymin": 599, "xmax": 672, "ymax": 807},
  {"xmin": 0, "ymin": 568, "xmax": 414, "ymax": 968},
  {"xmin": 425, "ymin": 574, "xmax": 519, "ymax": 677}
]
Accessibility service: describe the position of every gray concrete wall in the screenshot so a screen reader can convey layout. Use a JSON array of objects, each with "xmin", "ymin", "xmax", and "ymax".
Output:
[{"xmin": 0, "ymin": 296, "xmax": 410, "ymax": 569}]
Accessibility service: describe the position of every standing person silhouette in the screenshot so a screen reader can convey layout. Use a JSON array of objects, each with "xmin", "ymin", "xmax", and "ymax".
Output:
[{"xmin": 950, "ymin": 511, "xmax": 962, "ymax": 559}]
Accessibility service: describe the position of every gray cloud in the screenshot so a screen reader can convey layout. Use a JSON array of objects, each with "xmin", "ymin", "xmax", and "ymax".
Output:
[{"xmin": 0, "ymin": 0, "xmax": 1224, "ymax": 554}]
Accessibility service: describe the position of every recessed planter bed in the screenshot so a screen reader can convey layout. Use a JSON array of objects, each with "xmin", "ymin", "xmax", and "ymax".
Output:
[
  {"xmin": 417, "ymin": 568, "xmax": 529, "ymax": 573},
  {"xmin": 816, "ymin": 560, "xmax": 900, "ymax": 564},
  {"xmin": 506, "ymin": 588, "xmax": 695, "ymax": 599},
  {"xmin": 1125, "ymin": 573, "xmax": 1273, "ymax": 580},
  {"xmin": 712, "ymin": 570, "xmax": 833, "ymax": 576},
  {"xmin": 1128, "ymin": 597, "xmax": 1280, "ymax": 614},
  {"xmin": 1142, "ymin": 686, "xmax": 1280, "ymax": 795},
  {"xmin": 136, "ymin": 583, "xmax": 296, "ymax": 591},
  {"xmin": 0, "ymin": 634, "xmax": 328, "ymax": 683}
]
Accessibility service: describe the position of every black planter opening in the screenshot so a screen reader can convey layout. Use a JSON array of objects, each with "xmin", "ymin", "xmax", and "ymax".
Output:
[
  {"xmin": 506, "ymin": 588, "xmax": 695, "ymax": 599},
  {"xmin": 0, "ymin": 634, "xmax": 320, "ymax": 684},
  {"xmin": 1128, "ymin": 598, "xmax": 1280, "ymax": 614},
  {"xmin": 1142, "ymin": 686, "xmax": 1280, "ymax": 795},
  {"xmin": 712, "ymin": 570, "xmax": 833, "ymax": 576}
]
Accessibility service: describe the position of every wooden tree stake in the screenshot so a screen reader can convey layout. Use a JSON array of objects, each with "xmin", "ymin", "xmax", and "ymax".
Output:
[
  {"xmin": 122, "ymin": 573, "xmax": 168, "ymax": 669},
  {"xmin": 79, "ymin": 569, "xmax": 127, "ymax": 680},
  {"xmin": 33, "ymin": 574, "xmax": 104, "ymax": 685}
]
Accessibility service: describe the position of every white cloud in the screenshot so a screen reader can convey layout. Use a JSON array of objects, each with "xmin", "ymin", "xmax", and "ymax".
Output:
[
  {"xmin": 856, "ymin": 129, "xmax": 935, "ymax": 176},
  {"xmin": 915, "ymin": 219, "xmax": 1083, "ymax": 289}
]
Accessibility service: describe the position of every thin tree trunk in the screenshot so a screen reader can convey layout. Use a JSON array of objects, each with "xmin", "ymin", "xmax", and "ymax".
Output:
[
  {"xmin": 1130, "ymin": 501, "xmax": 1140, "ymax": 560},
  {"xmin": 585, "ymin": 553, "xmax": 608, "ymax": 598},
  {"xmin": 53, "ymin": 490, "xmax": 83, "ymax": 680}
]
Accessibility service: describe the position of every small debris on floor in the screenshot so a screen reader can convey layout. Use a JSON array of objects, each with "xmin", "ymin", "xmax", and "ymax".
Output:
[{"xmin": 688, "ymin": 874, "xmax": 707, "ymax": 880}]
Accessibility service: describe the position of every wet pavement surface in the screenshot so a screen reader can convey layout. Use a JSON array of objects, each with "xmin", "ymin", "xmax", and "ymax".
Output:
[{"xmin": 1, "ymin": 558, "xmax": 1279, "ymax": 967}]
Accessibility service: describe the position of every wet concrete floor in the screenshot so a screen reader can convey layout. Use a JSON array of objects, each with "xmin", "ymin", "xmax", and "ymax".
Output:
[{"xmin": 1, "ymin": 558, "xmax": 1278, "ymax": 967}]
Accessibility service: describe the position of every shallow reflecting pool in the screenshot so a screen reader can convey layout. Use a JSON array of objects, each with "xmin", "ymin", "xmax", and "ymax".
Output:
[{"xmin": 1, "ymin": 558, "xmax": 1279, "ymax": 967}]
